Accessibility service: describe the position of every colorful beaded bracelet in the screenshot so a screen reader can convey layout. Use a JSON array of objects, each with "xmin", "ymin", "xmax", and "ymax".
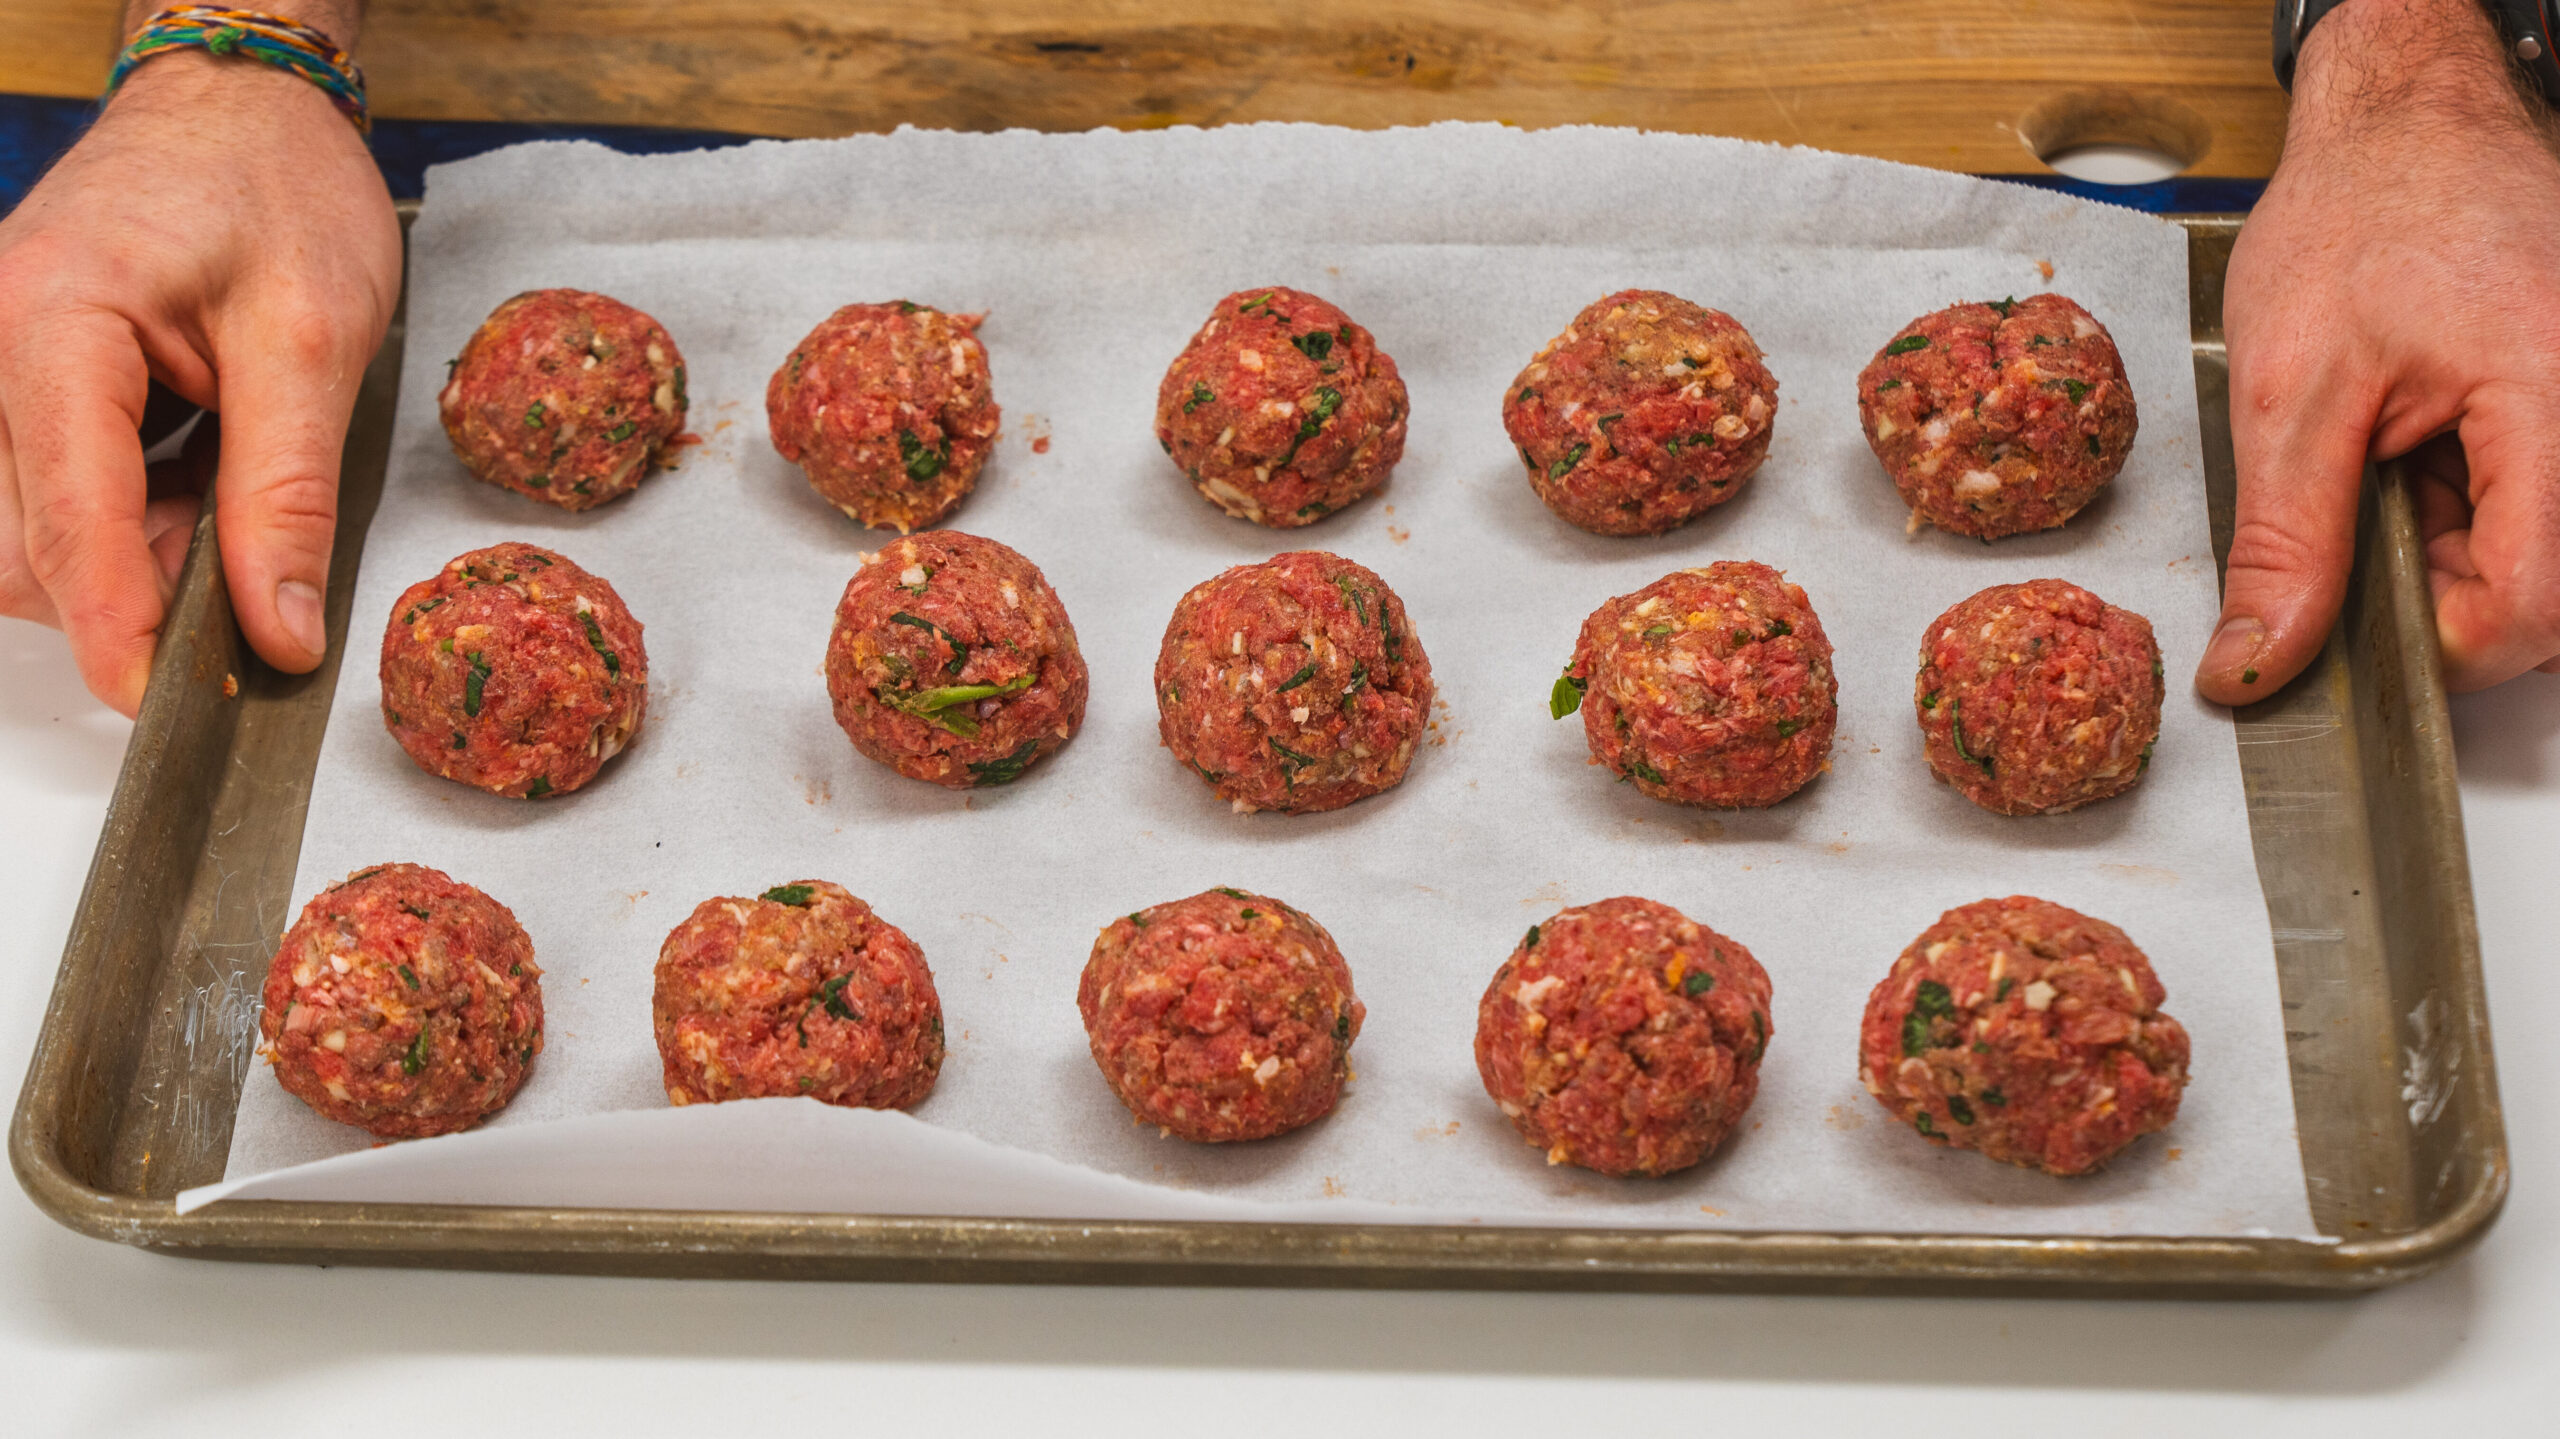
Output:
[{"xmin": 105, "ymin": 6, "xmax": 369, "ymax": 135}]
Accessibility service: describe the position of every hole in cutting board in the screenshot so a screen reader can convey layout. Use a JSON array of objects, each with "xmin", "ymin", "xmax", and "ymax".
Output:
[{"xmin": 2019, "ymin": 89, "xmax": 2210, "ymax": 183}]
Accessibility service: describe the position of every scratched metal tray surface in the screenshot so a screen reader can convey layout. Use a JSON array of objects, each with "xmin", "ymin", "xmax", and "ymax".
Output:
[{"xmin": 8, "ymin": 216, "xmax": 2506, "ymax": 1293}]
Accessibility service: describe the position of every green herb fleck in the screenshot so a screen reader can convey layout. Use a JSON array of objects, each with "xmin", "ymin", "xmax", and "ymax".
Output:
[
  {"xmin": 1624, "ymin": 758, "xmax": 1666, "ymax": 785},
  {"xmin": 1516, "ymin": 386, "xmax": 1538, "ymax": 403},
  {"xmin": 1269, "ymin": 738, "xmax": 1317, "ymax": 782},
  {"xmin": 2060, "ymin": 378, "xmax": 2090, "ymax": 404},
  {"xmin": 1239, "ymin": 909, "xmax": 1260, "ymax": 920},
  {"xmin": 402, "ymin": 1028, "xmax": 430, "ymax": 1076},
  {"xmin": 889, "ymin": 611, "xmax": 968, "ymax": 676},
  {"xmin": 1947, "ymin": 1094, "xmax": 1976, "ymax": 1125},
  {"xmin": 1749, "ymin": 1009, "xmax": 1766, "ymax": 1060},
  {"xmin": 1996, "ymin": 977, "xmax": 2014, "ymax": 1001},
  {"xmin": 449, "ymin": 730, "xmax": 466, "ymax": 750},
  {"xmin": 1947, "ymin": 700, "xmax": 1995, "ymax": 777},
  {"xmin": 762, "ymin": 884, "xmax": 817, "ymax": 906},
  {"xmin": 1290, "ymin": 330, "xmax": 1334, "ymax": 363},
  {"xmin": 1524, "ymin": 924, "xmax": 1542, "ymax": 950},
  {"xmin": 525, "ymin": 777, "xmax": 553, "ymax": 799},
  {"xmin": 1127, "ymin": 912, "xmax": 1149, "ymax": 928},
  {"xmin": 1682, "ymin": 971, "xmax": 1714, "ymax": 997},
  {"xmin": 1885, "ymin": 334, "xmax": 1929, "ymax": 356},
  {"xmin": 1989, "ymin": 296, "xmax": 2016, "ymax": 318},
  {"xmin": 1983, "ymin": 1088, "xmax": 2008, "ymax": 1107},
  {"xmin": 1296, "ymin": 501, "xmax": 1330, "ymax": 518},
  {"xmin": 1642, "ymin": 624, "xmax": 1672, "ymax": 643},
  {"xmin": 897, "ymin": 300, "xmax": 919, "ymax": 314},
  {"xmin": 523, "ymin": 402, "xmax": 545, "ymax": 428},
  {"xmin": 1775, "ymin": 718, "xmax": 1803, "ymax": 738},
  {"xmin": 462, "ymin": 651, "xmax": 492, "ymax": 718},
  {"xmin": 1915, "ymin": 1112, "xmax": 1938, "ymax": 1137},
  {"xmin": 1596, "ymin": 412, "xmax": 1623, "ymax": 431},
  {"xmin": 1547, "ymin": 442, "xmax": 1590, "ymax": 481},
  {"xmin": 1239, "ymin": 291, "xmax": 1277, "ymax": 314},
  {"xmin": 1549, "ymin": 671, "xmax": 1586, "ymax": 719},
  {"xmin": 2087, "ymin": 434, "xmax": 2103, "ymax": 458},
  {"xmin": 1762, "ymin": 619, "xmax": 1792, "ymax": 640},
  {"xmin": 1216, "ymin": 887, "xmax": 1253, "ymax": 900},
  {"xmin": 898, "ymin": 429, "xmax": 949, "ymax": 483},
  {"xmin": 1332, "ymin": 575, "xmax": 1369, "ymax": 627},
  {"xmin": 2241, "ymin": 668, "xmax": 2260, "ymax": 685},
  {"xmin": 1902, "ymin": 979, "xmax": 1956, "ymax": 1056},
  {"xmin": 1275, "ymin": 661, "xmax": 1319, "ymax": 692},
  {"xmin": 966, "ymin": 739, "xmax": 1043, "ymax": 787},
  {"xmin": 1334, "ymin": 1011, "xmax": 1352, "ymax": 1042},
  {"xmin": 398, "ymin": 964, "xmax": 419, "ymax": 989},
  {"xmin": 401, "ymin": 597, "xmax": 447, "ymax": 625},
  {"xmin": 1184, "ymin": 381, "xmax": 1214, "ymax": 414},
  {"xmin": 607, "ymin": 420, "xmax": 636, "ymax": 442},
  {"xmin": 1278, "ymin": 386, "xmax": 1344, "ymax": 468},
  {"xmin": 673, "ymin": 364, "xmax": 687, "ymax": 410},
  {"xmin": 2138, "ymin": 740, "xmax": 2155, "ymax": 773},
  {"xmin": 818, "ymin": 973, "xmax": 859, "ymax": 1022},
  {"xmin": 1877, "ymin": 378, "xmax": 1902, "ymax": 391},
  {"xmin": 578, "ymin": 610, "xmax": 622, "ymax": 675}
]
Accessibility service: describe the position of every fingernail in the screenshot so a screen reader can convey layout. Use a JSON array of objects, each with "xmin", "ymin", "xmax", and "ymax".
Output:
[
  {"xmin": 2203, "ymin": 614, "xmax": 2266, "ymax": 684},
  {"xmin": 278, "ymin": 579, "xmax": 325, "ymax": 658}
]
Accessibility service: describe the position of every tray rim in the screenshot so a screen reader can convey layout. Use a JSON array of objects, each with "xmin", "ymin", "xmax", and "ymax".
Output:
[{"xmin": 8, "ymin": 213, "xmax": 2509, "ymax": 1294}]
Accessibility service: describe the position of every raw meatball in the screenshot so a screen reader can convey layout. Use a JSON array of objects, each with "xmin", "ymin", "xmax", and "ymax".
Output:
[
  {"xmin": 1556, "ymin": 560, "xmax": 1835, "ymax": 808},
  {"xmin": 1155, "ymin": 550, "xmax": 1434, "ymax": 814},
  {"xmin": 1079, "ymin": 887, "xmax": 1363, "ymax": 1143},
  {"xmin": 259, "ymin": 864, "xmax": 543, "ymax": 1139},
  {"xmin": 1860, "ymin": 895, "xmax": 2189, "ymax": 1175},
  {"xmin": 1503, "ymin": 289, "xmax": 1778, "ymax": 535},
  {"xmin": 380, "ymin": 542, "xmax": 647, "ymax": 800},
  {"xmin": 768, "ymin": 302, "xmax": 1000, "ymax": 532},
  {"xmin": 825, "ymin": 531, "xmax": 1086, "ymax": 789},
  {"xmin": 653, "ymin": 880, "xmax": 944, "ymax": 1110},
  {"xmin": 1155, "ymin": 287, "xmax": 1408, "ymax": 526},
  {"xmin": 437, "ymin": 288, "xmax": 687, "ymax": 510},
  {"xmin": 1475, "ymin": 897, "xmax": 1772, "ymax": 1178},
  {"xmin": 1857, "ymin": 293, "xmax": 2136, "ymax": 538},
  {"xmin": 1916, "ymin": 579, "xmax": 2163, "ymax": 815}
]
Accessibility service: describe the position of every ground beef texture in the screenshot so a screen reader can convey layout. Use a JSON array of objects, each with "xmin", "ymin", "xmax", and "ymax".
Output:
[
  {"xmin": 1155, "ymin": 287, "xmax": 1407, "ymax": 527},
  {"xmin": 1916, "ymin": 579, "xmax": 2163, "ymax": 815},
  {"xmin": 380, "ymin": 542, "xmax": 647, "ymax": 800},
  {"xmin": 1503, "ymin": 289, "xmax": 1778, "ymax": 535},
  {"xmin": 825, "ymin": 530, "xmax": 1087, "ymax": 789},
  {"xmin": 1079, "ymin": 887, "xmax": 1363, "ymax": 1142},
  {"xmin": 1475, "ymin": 896, "xmax": 1772, "ymax": 1178},
  {"xmin": 437, "ymin": 288, "xmax": 687, "ymax": 510},
  {"xmin": 260, "ymin": 863, "xmax": 543, "ymax": 1139},
  {"xmin": 1558, "ymin": 560, "xmax": 1835, "ymax": 808},
  {"xmin": 1154, "ymin": 550, "xmax": 1434, "ymax": 814},
  {"xmin": 653, "ymin": 880, "xmax": 944, "ymax": 1110},
  {"xmin": 1860, "ymin": 895, "xmax": 2189, "ymax": 1175}
]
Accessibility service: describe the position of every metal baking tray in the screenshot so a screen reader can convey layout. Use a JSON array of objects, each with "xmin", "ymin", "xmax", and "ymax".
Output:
[{"xmin": 9, "ymin": 214, "xmax": 2506, "ymax": 1294}]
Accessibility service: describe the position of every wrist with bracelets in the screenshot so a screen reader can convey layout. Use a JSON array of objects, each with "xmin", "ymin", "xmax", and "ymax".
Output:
[{"xmin": 105, "ymin": 6, "xmax": 370, "ymax": 135}]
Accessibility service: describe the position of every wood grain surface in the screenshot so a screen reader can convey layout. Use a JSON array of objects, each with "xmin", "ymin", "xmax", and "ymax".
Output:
[{"xmin": 2, "ymin": 1, "xmax": 2288, "ymax": 177}]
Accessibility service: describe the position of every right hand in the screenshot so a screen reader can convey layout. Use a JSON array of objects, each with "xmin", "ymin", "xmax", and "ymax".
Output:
[{"xmin": 0, "ymin": 48, "xmax": 400, "ymax": 716}]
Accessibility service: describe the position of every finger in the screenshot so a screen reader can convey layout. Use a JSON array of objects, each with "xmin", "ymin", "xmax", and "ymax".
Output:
[
  {"xmin": 2202, "ymin": 345, "xmax": 2378, "ymax": 705},
  {"xmin": 2431, "ymin": 382, "xmax": 2560, "ymax": 689},
  {"xmin": 4, "ymin": 310, "xmax": 160, "ymax": 714},
  {"xmin": 210, "ymin": 305, "xmax": 367, "ymax": 675},
  {"xmin": 0, "ymin": 408, "xmax": 61, "ymax": 629},
  {"xmin": 2407, "ymin": 436, "xmax": 2475, "ymax": 607}
]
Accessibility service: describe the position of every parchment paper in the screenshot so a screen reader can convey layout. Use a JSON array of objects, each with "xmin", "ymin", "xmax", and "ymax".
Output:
[{"xmin": 196, "ymin": 124, "xmax": 2319, "ymax": 1238}]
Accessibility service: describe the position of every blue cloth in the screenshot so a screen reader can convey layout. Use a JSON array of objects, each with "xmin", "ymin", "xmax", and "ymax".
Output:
[{"xmin": 1, "ymin": 91, "xmax": 2262, "ymax": 217}]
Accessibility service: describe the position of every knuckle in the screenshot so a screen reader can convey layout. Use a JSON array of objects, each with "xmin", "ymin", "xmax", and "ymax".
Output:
[
  {"xmin": 234, "ymin": 468, "xmax": 339, "ymax": 547},
  {"xmin": 2223, "ymin": 514, "xmax": 2330, "ymax": 588},
  {"xmin": 19, "ymin": 490, "xmax": 94, "ymax": 588}
]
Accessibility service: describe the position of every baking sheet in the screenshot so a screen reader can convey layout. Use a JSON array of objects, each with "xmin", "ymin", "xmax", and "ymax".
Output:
[{"xmin": 195, "ymin": 123, "xmax": 2318, "ymax": 1238}]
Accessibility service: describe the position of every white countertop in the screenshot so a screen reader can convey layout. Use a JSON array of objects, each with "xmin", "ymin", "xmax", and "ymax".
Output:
[{"xmin": 4, "ymin": 617, "xmax": 2550, "ymax": 1436}]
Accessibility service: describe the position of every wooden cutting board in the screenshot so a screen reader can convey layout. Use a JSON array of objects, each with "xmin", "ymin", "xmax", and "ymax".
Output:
[{"xmin": 1, "ymin": 1, "xmax": 2285, "ymax": 178}]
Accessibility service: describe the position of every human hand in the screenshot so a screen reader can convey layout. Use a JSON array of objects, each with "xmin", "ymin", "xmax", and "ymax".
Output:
[
  {"xmin": 2209, "ymin": 0, "xmax": 2560, "ymax": 700},
  {"xmin": 0, "ymin": 41, "xmax": 398, "ymax": 716}
]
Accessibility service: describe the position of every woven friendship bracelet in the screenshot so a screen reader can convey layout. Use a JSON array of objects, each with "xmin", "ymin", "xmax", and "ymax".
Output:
[{"xmin": 106, "ymin": 6, "xmax": 370, "ymax": 135}]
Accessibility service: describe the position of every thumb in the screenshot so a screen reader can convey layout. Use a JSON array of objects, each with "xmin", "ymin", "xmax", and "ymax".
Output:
[
  {"xmin": 2199, "ymin": 354, "xmax": 2376, "ymax": 705},
  {"xmin": 210, "ymin": 307, "xmax": 368, "ymax": 674}
]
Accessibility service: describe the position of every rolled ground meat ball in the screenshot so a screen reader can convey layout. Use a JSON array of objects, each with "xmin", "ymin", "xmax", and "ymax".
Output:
[
  {"xmin": 1857, "ymin": 293, "xmax": 2136, "ymax": 538},
  {"xmin": 824, "ymin": 531, "xmax": 1087, "ymax": 789},
  {"xmin": 259, "ymin": 863, "xmax": 543, "ymax": 1139},
  {"xmin": 1503, "ymin": 289, "xmax": 1778, "ymax": 535},
  {"xmin": 768, "ymin": 302, "xmax": 999, "ymax": 533},
  {"xmin": 1155, "ymin": 550, "xmax": 1434, "ymax": 814},
  {"xmin": 1079, "ymin": 887, "xmax": 1363, "ymax": 1143},
  {"xmin": 380, "ymin": 542, "xmax": 647, "ymax": 800},
  {"xmin": 653, "ymin": 880, "xmax": 944, "ymax": 1110},
  {"xmin": 1860, "ymin": 895, "xmax": 2189, "ymax": 1175},
  {"xmin": 1154, "ymin": 287, "xmax": 1408, "ymax": 527},
  {"xmin": 437, "ymin": 288, "xmax": 687, "ymax": 511},
  {"xmin": 1916, "ymin": 579, "xmax": 2163, "ymax": 815},
  {"xmin": 1555, "ymin": 561, "xmax": 1835, "ymax": 808},
  {"xmin": 1475, "ymin": 897, "xmax": 1772, "ymax": 1178}
]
